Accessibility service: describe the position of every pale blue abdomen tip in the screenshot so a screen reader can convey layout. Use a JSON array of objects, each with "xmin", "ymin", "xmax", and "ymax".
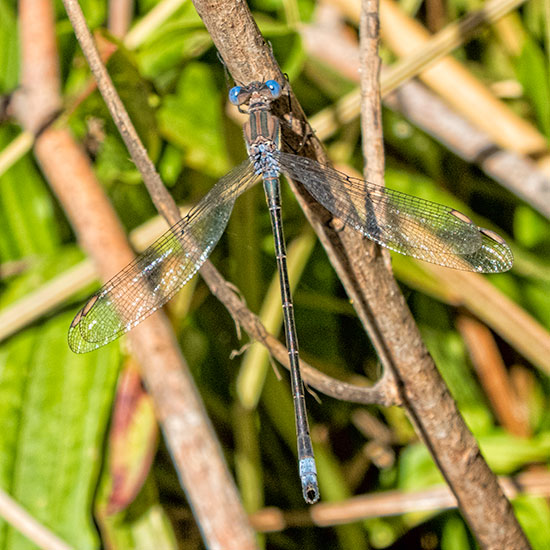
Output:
[{"xmin": 299, "ymin": 457, "xmax": 319, "ymax": 504}]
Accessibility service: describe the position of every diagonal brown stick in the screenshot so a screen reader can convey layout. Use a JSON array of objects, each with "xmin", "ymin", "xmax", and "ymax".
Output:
[{"xmin": 190, "ymin": 0, "xmax": 530, "ymax": 547}]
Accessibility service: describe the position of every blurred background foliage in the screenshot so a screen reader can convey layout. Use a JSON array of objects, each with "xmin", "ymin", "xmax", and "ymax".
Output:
[{"xmin": 0, "ymin": 0, "xmax": 550, "ymax": 548}]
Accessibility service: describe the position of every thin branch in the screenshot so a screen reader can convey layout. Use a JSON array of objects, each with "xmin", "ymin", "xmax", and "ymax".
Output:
[
  {"xmin": 249, "ymin": 470, "xmax": 550, "ymax": 531},
  {"xmin": 11, "ymin": 0, "xmax": 61, "ymax": 134},
  {"xmin": 355, "ymin": 1, "xmax": 528, "ymax": 546},
  {"xmin": 360, "ymin": 0, "xmax": 386, "ymax": 184}
]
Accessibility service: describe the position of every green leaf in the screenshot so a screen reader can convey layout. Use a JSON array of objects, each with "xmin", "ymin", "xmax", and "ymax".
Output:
[
  {"xmin": 514, "ymin": 205, "xmax": 549, "ymax": 248},
  {"xmin": 0, "ymin": 128, "xmax": 59, "ymax": 262},
  {"xmin": 159, "ymin": 143, "xmax": 183, "ymax": 187},
  {"xmin": 479, "ymin": 431, "xmax": 550, "ymax": 473},
  {"xmin": 158, "ymin": 63, "xmax": 231, "ymax": 178},
  {"xmin": 68, "ymin": 43, "xmax": 161, "ymax": 188},
  {"xmin": 513, "ymin": 495, "xmax": 550, "ymax": 550},
  {"xmin": 400, "ymin": 432, "xmax": 550, "ymax": 489},
  {"xmin": 136, "ymin": 6, "xmax": 211, "ymax": 83},
  {"xmin": 0, "ymin": 313, "xmax": 120, "ymax": 550},
  {"xmin": 398, "ymin": 443, "xmax": 443, "ymax": 492},
  {"xmin": 420, "ymin": 326, "xmax": 491, "ymax": 426},
  {"xmin": 516, "ymin": 38, "xmax": 550, "ymax": 138},
  {"xmin": 441, "ymin": 516, "xmax": 470, "ymax": 550},
  {"xmin": 0, "ymin": 0, "xmax": 19, "ymax": 93},
  {"xmin": 96, "ymin": 477, "xmax": 178, "ymax": 550},
  {"xmin": 106, "ymin": 45, "xmax": 162, "ymax": 163},
  {"xmin": 76, "ymin": 0, "xmax": 107, "ymax": 29}
]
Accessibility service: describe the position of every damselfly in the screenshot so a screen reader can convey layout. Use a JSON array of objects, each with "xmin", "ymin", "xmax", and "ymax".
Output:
[{"xmin": 69, "ymin": 80, "xmax": 513, "ymax": 504}]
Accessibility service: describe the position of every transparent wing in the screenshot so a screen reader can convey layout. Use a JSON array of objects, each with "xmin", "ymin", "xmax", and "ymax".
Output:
[
  {"xmin": 278, "ymin": 152, "xmax": 513, "ymax": 273},
  {"xmin": 69, "ymin": 160, "xmax": 259, "ymax": 353}
]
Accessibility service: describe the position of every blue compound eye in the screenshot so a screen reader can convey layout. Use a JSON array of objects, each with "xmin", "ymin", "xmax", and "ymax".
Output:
[
  {"xmin": 229, "ymin": 86, "xmax": 242, "ymax": 105},
  {"xmin": 265, "ymin": 80, "xmax": 281, "ymax": 98}
]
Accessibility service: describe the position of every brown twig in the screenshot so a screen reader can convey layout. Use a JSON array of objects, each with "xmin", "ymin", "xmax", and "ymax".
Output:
[
  {"xmin": 361, "ymin": 0, "xmax": 387, "ymax": 185},
  {"xmin": 249, "ymin": 470, "xmax": 550, "ymax": 531},
  {"xmin": 457, "ymin": 314, "xmax": 531, "ymax": 437},
  {"xmin": 190, "ymin": 0, "xmax": 530, "ymax": 547},
  {"xmin": 11, "ymin": 0, "xmax": 61, "ymax": 134}
]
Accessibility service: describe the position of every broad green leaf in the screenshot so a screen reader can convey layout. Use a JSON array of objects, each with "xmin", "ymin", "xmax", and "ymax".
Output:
[
  {"xmin": 158, "ymin": 63, "xmax": 231, "ymax": 178},
  {"xmin": 75, "ymin": 0, "xmax": 107, "ymax": 29},
  {"xmin": 513, "ymin": 496, "xmax": 550, "ymax": 550},
  {"xmin": 0, "ymin": 0, "xmax": 19, "ymax": 93},
  {"xmin": 159, "ymin": 143, "xmax": 183, "ymax": 187},
  {"xmin": 400, "ymin": 432, "xmax": 550, "ymax": 491},
  {"xmin": 441, "ymin": 516, "xmax": 470, "ymax": 550},
  {"xmin": 106, "ymin": 44, "xmax": 161, "ymax": 164},
  {"xmin": 68, "ymin": 44, "xmax": 161, "ymax": 189},
  {"xmin": 516, "ymin": 38, "xmax": 550, "ymax": 138},
  {"xmin": 480, "ymin": 431, "xmax": 550, "ymax": 473},
  {"xmin": 136, "ymin": 6, "xmax": 210, "ymax": 83},
  {"xmin": 524, "ymin": 281, "xmax": 550, "ymax": 328},
  {"xmin": 514, "ymin": 205, "xmax": 549, "ymax": 248},
  {"xmin": 0, "ymin": 313, "xmax": 120, "ymax": 550},
  {"xmin": 421, "ymin": 326, "xmax": 491, "ymax": 427},
  {"xmin": 0, "ymin": 128, "xmax": 59, "ymax": 262},
  {"xmin": 399, "ymin": 443, "xmax": 444, "ymax": 492}
]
